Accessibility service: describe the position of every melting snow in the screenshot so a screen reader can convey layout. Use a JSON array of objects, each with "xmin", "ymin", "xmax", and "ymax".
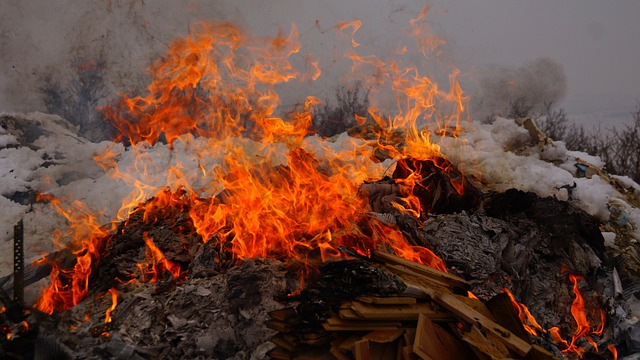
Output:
[{"xmin": 1, "ymin": 112, "xmax": 639, "ymax": 282}]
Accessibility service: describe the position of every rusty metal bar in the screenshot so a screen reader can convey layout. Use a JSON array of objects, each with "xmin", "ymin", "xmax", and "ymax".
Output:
[{"xmin": 13, "ymin": 219, "xmax": 24, "ymax": 310}]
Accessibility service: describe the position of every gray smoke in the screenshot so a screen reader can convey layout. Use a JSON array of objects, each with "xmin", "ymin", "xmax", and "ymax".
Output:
[
  {"xmin": 0, "ymin": 0, "xmax": 213, "ymax": 140},
  {"xmin": 0, "ymin": 0, "xmax": 440, "ymax": 141},
  {"xmin": 469, "ymin": 57, "xmax": 567, "ymax": 122}
]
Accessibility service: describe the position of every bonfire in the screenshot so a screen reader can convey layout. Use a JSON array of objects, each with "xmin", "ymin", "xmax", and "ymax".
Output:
[{"xmin": 0, "ymin": 6, "xmax": 639, "ymax": 360}]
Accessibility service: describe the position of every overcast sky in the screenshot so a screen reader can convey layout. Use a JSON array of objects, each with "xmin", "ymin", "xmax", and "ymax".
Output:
[
  {"xmin": 429, "ymin": 0, "xmax": 640, "ymax": 124},
  {"xmin": 1, "ymin": 0, "xmax": 638, "ymax": 126}
]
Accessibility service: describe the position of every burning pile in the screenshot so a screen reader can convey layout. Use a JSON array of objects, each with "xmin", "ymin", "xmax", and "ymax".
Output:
[{"xmin": 0, "ymin": 6, "xmax": 638, "ymax": 360}]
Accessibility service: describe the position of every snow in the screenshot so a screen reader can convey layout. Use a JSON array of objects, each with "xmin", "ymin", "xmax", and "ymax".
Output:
[{"xmin": 1, "ymin": 111, "xmax": 639, "ymax": 282}]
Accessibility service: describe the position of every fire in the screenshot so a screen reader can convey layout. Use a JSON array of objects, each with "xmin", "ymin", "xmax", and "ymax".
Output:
[
  {"xmin": 608, "ymin": 345, "xmax": 618, "ymax": 360},
  {"xmin": 506, "ymin": 271, "xmax": 608, "ymax": 357},
  {"xmin": 104, "ymin": 288, "xmax": 118, "ymax": 323},
  {"xmin": 38, "ymin": 8, "xmax": 467, "ymax": 313},
  {"xmin": 502, "ymin": 288, "xmax": 544, "ymax": 336},
  {"xmin": 553, "ymin": 273, "xmax": 606, "ymax": 355},
  {"xmin": 35, "ymin": 194, "xmax": 113, "ymax": 314},
  {"xmin": 139, "ymin": 232, "xmax": 183, "ymax": 282}
]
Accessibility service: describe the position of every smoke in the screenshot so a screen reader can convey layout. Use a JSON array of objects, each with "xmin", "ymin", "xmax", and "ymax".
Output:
[
  {"xmin": 0, "ymin": 0, "xmax": 458, "ymax": 140},
  {"xmin": 0, "ymin": 0, "xmax": 206, "ymax": 140},
  {"xmin": 468, "ymin": 57, "xmax": 567, "ymax": 122}
]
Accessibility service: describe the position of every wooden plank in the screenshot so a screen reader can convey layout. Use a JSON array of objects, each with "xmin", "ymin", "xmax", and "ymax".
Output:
[
  {"xmin": 331, "ymin": 345, "xmax": 354, "ymax": 360},
  {"xmin": 327, "ymin": 317, "xmax": 401, "ymax": 327},
  {"xmin": 265, "ymin": 319, "xmax": 292, "ymax": 333},
  {"xmin": 268, "ymin": 347, "xmax": 293, "ymax": 360},
  {"xmin": 338, "ymin": 334, "xmax": 366, "ymax": 353},
  {"xmin": 370, "ymin": 342, "xmax": 399, "ymax": 360},
  {"xmin": 382, "ymin": 264, "xmax": 457, "ymax": 295},
  {"xmin": 412, "ymin": 313, "xmax": 476, "ymax": 360},
  {"xmin": 418, "ymin": 286, "xmax": 533, "ymax": 357},
  {"xmin": 363, "ymin": 328, "xmax": 405, "ymax": 343},
  {"xmin": 270, "ymin": 335, "xmax": 300, "ymax": 352},
  {"xmin": 402, "ymin": 345, "xmax": 416, "ymax": 360},
  {"xmin": 324, "ymin": 323, "xmax": 402, "ymax": 331},
  {"xmin": 372, "ymin": 250, "xmax": 469, "ymax": 290},
  {"xmin": 354, "ymin": 339, "xmax": 371, "ymax": 360},
  {"xmin": 449, "ymin": 293, "xmax": 495, "ymax": 320},
  {"xmin": 458, "ymin": 324, "xmax": 510, "ymax": 360},
  {"xmin": 268, "ymin": 307, "xmax": 299, "ymax": 323},
  {"xmin": 403, "ymin": 328, "xmax": 416, "ymax": 346},
  {"xmin": 526, "ymin": 345, "xmax": 559, "ymax": 360},
  {"xmin": 299, "ymin": 332, "xmax": 332, "ymax": 346},
  {"xmin": 486, "ymin": 293, "xmax": 533, "ymax": 342},
  {"xmin": 351, "ymin": 301, "xmax": 454, "ymax": 322},
  {"xmin": 339, "ymin": 308, "xmax": 364, "ymax": 320},
  {"xmin": 296, "ymin": 348, "xmax": 338, "ymax": 360},
  {"xmin": 358, "ymin": 296, "xmax": 417, "ymax": 305}
]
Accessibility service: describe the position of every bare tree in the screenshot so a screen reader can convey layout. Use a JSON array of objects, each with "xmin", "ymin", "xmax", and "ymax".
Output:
[{"xmin": 312, "ymin": 82, "xmax": 370, "ymax": 137}]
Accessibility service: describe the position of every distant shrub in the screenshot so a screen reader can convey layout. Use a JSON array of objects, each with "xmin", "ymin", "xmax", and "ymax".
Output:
[
  {"xmin": 39, "ymin": 55, "xmax": 118, "ymax": 142},
  {"xmin": 312, "ymin": 82, "xmax": 370, "ymax": 137},
  {"xmin": 531, "ymin": 101, "xmax": 640, "ymax": 183}
]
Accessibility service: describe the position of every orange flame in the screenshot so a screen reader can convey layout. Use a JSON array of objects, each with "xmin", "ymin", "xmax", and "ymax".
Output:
[
  {"xmin": 508, "ymin": 270, "xmax": 608, "ymax": 357},
  {"xmin": 502, "ymin": 288, "xmax": 544, "ymax": 336},
  {"xmin": 337, "ymin": 20, "xmax": 362, "ymax": 48},
  {"xmin": 140, "ymin": 232, "xmax": 182, "ymax": 282},
  {"xmin": 608, "ymin": 345, "xmax": 617, "ymax": 360},
  {"xmin": 104, "ymin": 288, "xmax": 118, "ymax": 323},
  {"xmin": 37, "ymin": 11, "xmax": 469, "ymax": 313},
  {"xmin": 35, "ymin": 194, "xmax": 113, "ymax": 314}
]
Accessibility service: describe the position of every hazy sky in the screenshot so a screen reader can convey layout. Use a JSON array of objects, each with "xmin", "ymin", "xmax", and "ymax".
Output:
[
  {"xmin": 428, "ymin": 0, "xmax": 640, "ymax": 123},
  {"xmin": 1, "ymin": 0, "xmax": 638, "ymax": 126}
]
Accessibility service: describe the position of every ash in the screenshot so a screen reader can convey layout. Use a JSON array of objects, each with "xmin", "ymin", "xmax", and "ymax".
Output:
[{"xmin": 39, "ymin": 258, "xmax": 286, "ymax": 360}]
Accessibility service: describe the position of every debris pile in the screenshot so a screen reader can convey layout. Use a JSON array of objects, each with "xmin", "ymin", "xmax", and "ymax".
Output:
[{"xmin": 267, "ymin": 252, "xmax": 559, "ymax": 360}]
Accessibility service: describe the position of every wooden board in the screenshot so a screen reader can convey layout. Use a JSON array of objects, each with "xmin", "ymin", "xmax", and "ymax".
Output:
[
  {"xmin": 339, "ymin": 308, "xmax": 364, "ymax": 320},
  {"xmin": 354, "ymin": 339, "xmax": 371, "ymax": 360},
  {"xmin": 458, "ymin": 324, "xmax": 510, "ymax": 360},
  {"xmin": 265, "ymin": 319, "xmax": 293, "ymax": 333},
  {"xmin": 358, "ymin": 296, "xmax": 417, "ymax": 305},
  {"xmin": 372, "ymin": 250, "xmax": 469, "ymax": 291},
  {"xmin": 418, "ymin": 286, "xmax": 533, "ymax": 357},
  {"xmin": 351, "ymin": 301, "xmax": 454, "ymax": 322},
  {"xmin": 412, "ymin": 313, "xmax": 476, "ymax": 360},
  {"xmin": 364, "ymin": 328, "xmax": 405, "ymax": 343},
  {"xmin": 330, "ymin": 345, "xmax": 354, "ymax": 360},
  {"xmin": 486, "ymin": 292, "xmax": 533, "ymax": 342},
  {"xmin": 270, "ymin": 335, "xmax": 300, "ymax": 352},
  {"xmin": 268, "ymin": 307, "xmax": 299, "ymax": 323},
  {"xmin": 324, "ymin": 317, "xmax": 402, "ymax": 331}
]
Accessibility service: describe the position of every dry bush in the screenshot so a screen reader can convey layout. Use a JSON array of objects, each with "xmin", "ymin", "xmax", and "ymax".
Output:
[
  {"xmin": 312, "ymin": 82, "xmax": 370, "ymax": 137},
  {"xmin": 533, "ymin": 102, "xmax": 640, "ymax": 183},
  {"xmin": 39, "ymin": 55, "xmax": 118, "ymax": 142}
]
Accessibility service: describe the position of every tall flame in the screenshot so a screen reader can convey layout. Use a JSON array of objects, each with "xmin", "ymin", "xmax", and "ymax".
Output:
[
  {"xmin": 37, "ymin": 9, "xmax": 468, "ymax": 313},
  {"xmin": 104, "ymin": 288, "xmax": 118, "ymax": 324}
]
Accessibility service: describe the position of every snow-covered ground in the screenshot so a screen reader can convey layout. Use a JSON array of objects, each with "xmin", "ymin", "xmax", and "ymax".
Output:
[{"xmin": 1, "ymin": 111, "xmax": 639, "ymax": 282}]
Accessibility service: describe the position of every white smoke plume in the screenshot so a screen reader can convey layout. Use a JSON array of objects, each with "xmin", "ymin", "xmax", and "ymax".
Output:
[{"xmin": 469, "ymin": 57, "xmax": 567, "ymax": 122}]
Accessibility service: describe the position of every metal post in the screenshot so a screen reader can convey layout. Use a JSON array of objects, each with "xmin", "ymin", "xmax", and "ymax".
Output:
[{"xmin": 13, "ymin": 219, "xmax": 24, "ymax": 310}]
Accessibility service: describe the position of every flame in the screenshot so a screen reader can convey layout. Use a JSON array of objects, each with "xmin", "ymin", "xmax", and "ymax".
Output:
[
  {"xmin": 502, "ymin": 288, "xmax": 544, "ymax": 336},
  {"xmin": 35, "ymin": 194, "xmax": 113, "ymax": 314},
  {"xmin": 507, "ymin": 271, "xmax": 608, "ymax": 357},
  {"xmin": 37, "ymin": 11, "xmax": 469, "ymax": 313},
  {"xmin": 140, "ymin": 232, "xmax": 182, "ymax": 282},
  {"xmin": 104, "ymin": 288, "xmax": 118, "ymax": 323},
  {"xmin": 337, "ymin": 20, "xmax": 362, "ymax": 48},
  {"xmin": 608, "ymin": 345, "xmax": 617, "ymax": 360}
]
